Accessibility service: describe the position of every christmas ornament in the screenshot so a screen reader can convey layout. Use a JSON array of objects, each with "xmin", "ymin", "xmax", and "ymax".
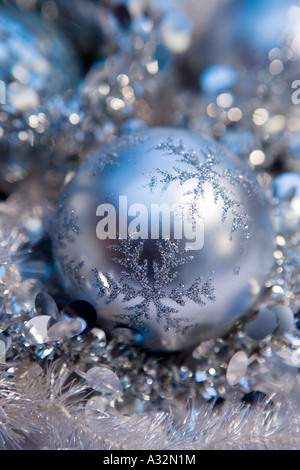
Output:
[
  {"xmin": 189, "ymin": 0, "xmax": 297, "ymax": 76},
  {"xmin": 0, "ymin": 6, "xmax": 80, "ymax": 109},
  {"xmin": 53, "ymin": 127, "xmax": 275, "ymax": 352},
  {"xmin": 0, "ymin": 5, "xmax": 81, "ymax": 193}
]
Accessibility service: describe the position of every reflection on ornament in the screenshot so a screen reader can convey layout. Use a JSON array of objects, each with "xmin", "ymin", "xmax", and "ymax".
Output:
[{"xmin": 53, "ymin": 128, "xmax": 275, "ymax": 352}]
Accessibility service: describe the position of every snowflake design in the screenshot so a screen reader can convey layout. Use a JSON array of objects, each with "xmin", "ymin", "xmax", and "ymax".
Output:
[
  {"xmin": 90, "ymin": 150, "xmax": 120, "ymax": 176},
  {"xmin": 92, "ymin": 239, "xmax": 215, "ymax": 333},
  {"xmin": 148, "ymin": 138, "xmax": 254, "ymax": 240},
  {"xmin": 59, "ymin": 254, "xmax": 86, "ymax": 290},
  {"xmin": 55, "ymin": 207, "xmax": 82, "ymax": 249}
]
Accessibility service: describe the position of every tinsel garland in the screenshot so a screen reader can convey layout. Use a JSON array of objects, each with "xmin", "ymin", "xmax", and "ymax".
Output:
[
  {"xmin": 1, "ymin": 0, "xmax": 300, "ymax": 450},
  {"xmin": 2, "ymin": 362, "xmax": 300, "ymax": 450}
]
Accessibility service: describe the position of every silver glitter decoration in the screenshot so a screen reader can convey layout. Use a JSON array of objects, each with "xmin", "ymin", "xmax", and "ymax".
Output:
[{"xmin": 97, "ymin": 239, "xmax": 216, "ymax": 334}]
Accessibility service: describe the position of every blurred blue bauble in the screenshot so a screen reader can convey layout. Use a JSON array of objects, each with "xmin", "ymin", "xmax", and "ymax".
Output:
[
  {"xmin": 223, "ymin": 0, "xmax": 296, "ymax": 63},
  {"xmin": 0, "ymin": 6, "xmax": 81, "ymax": 113},
  {"xmin": 185, "ymin": 0, "xmax": 299, "ymax": 93},
  {"xmin": 0, "ymin": 6, "xmax": 81, "ymax": 193}
]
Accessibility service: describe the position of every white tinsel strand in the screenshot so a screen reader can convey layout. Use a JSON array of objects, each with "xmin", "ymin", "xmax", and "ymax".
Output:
[
  {"xmin": 0, "ymin": 362, "xmax": 300, "ymax": 449},
  {"xmin": 0, "ymin": 373, "xmax": 44, "ymax": 449}
]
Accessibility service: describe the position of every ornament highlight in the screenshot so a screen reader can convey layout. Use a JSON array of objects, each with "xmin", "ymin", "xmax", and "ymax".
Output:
[{"xmin": 53, "ymin": 127, "xmax": 275, "ymax": 352}]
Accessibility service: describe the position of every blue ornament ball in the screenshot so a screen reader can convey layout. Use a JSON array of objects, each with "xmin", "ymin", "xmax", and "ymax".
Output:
[{"xmin": 0, "ymin": 5, "xmax": 80, "ymax": 112}]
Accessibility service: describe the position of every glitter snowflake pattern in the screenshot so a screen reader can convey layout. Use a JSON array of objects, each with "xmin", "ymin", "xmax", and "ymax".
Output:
[
  {"xmin": 90, "ymin": 150, "xmax": 120, "ymax": 176},
  {"xmin": 90, "ymin": 133, "xmax": 150, "ymax": 176},
  {"xmin": 63, "ymin": 257, "xmax": 86, "ymax": 290},
  {"xmin": 233, "ymin": 266, "xmax": 241, "ymax": 276},
  {"xmin": 55, "ymin": 206, "xmax": 82, "ymax": 249},
  {"xmin": 92, "ymin": 239, "xmax": 215, "ymax": 333},
  {"xmin": 148, "ymin": 137, "xmax": 254, "ymax": 240}
]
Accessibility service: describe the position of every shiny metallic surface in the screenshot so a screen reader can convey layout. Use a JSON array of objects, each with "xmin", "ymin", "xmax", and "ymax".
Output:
[{"xmin": 53, "ymin": 127, "xmax": 275, "ymax": 352}]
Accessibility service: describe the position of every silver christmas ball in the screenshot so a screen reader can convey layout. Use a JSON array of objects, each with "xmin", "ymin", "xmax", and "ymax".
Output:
[
  {"xmin": 185, "ymin": 0, "xmax": 298, "ymax": 98},
  {"xmin": 53, "ymin": 127, "xmax": 275, "ymax": 352}
]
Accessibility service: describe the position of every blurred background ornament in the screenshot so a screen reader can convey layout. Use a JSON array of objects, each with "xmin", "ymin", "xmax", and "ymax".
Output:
[
  {"xmin": 181, "ymin": 0, "xmax": 299, "ymax": 87},
  {"xmin": 0, "ymin": 4, "xmax": 81, "ymax": 194},
  {"xmin": 0, "ymin": 6, "xmax": 80, "ymax": 106},
  {"xmin": 53, "ymin": 127, "xmax": 275, "ymax": 352},
  {"xmin": 76, "ymin": 0, "xmax": 198, "ymax": 153},
  {"xmin": 168, "ymin": 0, "xmax": 300, "ymax": 174}
]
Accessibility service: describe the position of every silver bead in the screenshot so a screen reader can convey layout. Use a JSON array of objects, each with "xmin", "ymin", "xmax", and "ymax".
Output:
[{"xmin": 53, "ymin": 127, "xmax": 275, "ymax": 352}]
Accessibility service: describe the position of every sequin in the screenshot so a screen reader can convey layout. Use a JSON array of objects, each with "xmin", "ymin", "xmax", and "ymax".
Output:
[
  {"xmin": 62, "ymin": 300, "xmax": 97, "ymax": 334},
  {"xmin": 226, "ymin": 351, "xmax": 248, "ymax": 386}
]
